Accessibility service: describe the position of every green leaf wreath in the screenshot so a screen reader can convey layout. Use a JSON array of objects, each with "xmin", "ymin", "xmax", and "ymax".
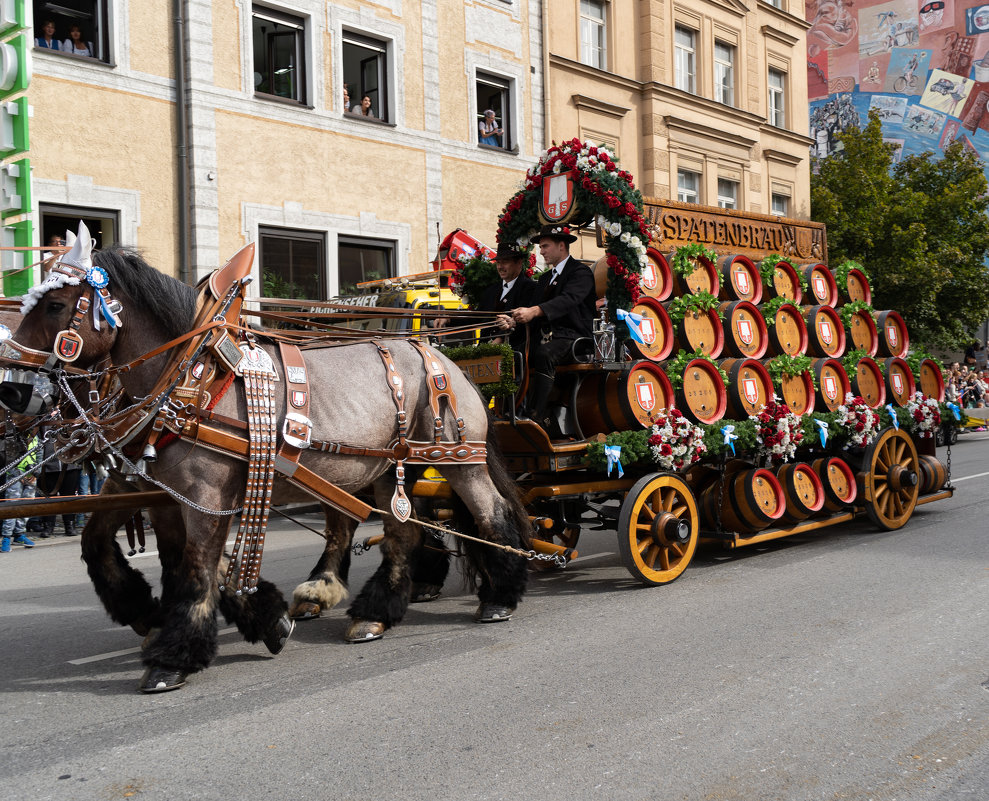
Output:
[
  {"xmin": 765, "ymin": 354, "xmax": 817, "ymax": 389},
  {"xmin": 840, "ymin": 348, "xmax": 872, "ymax": 377},
  {"xmin": 666, "ymin": 291, "xmax": 723, "ymax": 327},
  {"xmin": 669, "ymin": 243, "xmax": 718, "ymax": 278},
  {"xmin": 664, "ymin": 349, "xmax": 730, "ymax": 392},
  {"xmin": 838, "ymin": 299, "xmax": 876, "ymax": 328},
  {"xmin": 759, "ymin": 253, "xmax": 808, "ymax": 294},
  {"xmin": 759, "ymin": 296, "xmax": 798, "ymax": 327},
  {"xmin": 834, "ymin": 259, "xmax": 868, "ymax": 295}
]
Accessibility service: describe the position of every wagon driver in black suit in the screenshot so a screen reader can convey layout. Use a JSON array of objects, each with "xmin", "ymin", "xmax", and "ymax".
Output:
[
  {"xmin": 482, "ymin": 241, "xmax": 537, "ymax": 350},
  {"xmin": 510, "ymin": 224, "xmax": 596, "ymax": 423}
]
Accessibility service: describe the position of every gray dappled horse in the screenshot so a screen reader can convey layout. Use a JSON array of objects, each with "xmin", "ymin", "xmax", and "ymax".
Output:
[{"xmin": 0, "ymin": 228, "xmax": 529, "ymax": 692}]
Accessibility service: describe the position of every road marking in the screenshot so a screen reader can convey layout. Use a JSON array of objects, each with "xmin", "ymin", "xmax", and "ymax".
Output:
[
  {"xmin": 69, "ymin": 626, "xmax": 238, "ymax": 665},
  {"xmin": 952, "ymin": 470, "xmax": 989, "ymax": 483}
]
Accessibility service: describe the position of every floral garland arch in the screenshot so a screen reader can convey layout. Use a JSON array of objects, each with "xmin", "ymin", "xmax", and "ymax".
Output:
[{"xmin": 495, "ymin": 138, "xmax": 651, "ymax": 321}]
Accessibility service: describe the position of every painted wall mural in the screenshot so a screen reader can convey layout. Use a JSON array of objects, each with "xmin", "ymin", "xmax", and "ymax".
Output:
[{"xmin": 807, "ymin": 0, "xmax": 989, "ymax": 167}]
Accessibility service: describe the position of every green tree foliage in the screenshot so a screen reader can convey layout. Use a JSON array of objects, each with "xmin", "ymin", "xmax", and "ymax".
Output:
[{"xmin": 810, "ymin": 110, "xmax": 989, "ymax": 349}]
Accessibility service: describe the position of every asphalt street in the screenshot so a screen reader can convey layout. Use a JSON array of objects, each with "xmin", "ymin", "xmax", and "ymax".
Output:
[{"xmin": 0, "ymin": 434, "xmax": 987, "ymax": 801}]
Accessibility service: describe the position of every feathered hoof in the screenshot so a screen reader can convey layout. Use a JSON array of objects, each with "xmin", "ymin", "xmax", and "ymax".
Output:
[
  {"xmin": 410, "ymin": 583, "xmax": 442, "ymax": 603},
  {"xmin": 139, "ymin": 666, "xmax": 188, "ymax": 693},
  {"xmin": 290, "ymin": 600, "xmax": 323, "ymax": 620},
  {"xmin": 140, "ymin": 628, "xmax": 160, "ymax": 650},
  {"xmin": 263, "ymin": 614, "xmax": 295, "ymax": 655},
  {"xmin": 474, "ymin": 603, "xmax": 515, "ymax": 623},
  {"xmin": 345, "ymin": 619, "xmax": 385, "ymax": 643}
]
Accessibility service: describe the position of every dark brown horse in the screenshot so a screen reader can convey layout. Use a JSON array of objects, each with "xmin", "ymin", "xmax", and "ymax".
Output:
[{"xmin": 0, "ymin": 232, "xmax": 529, "ymax": 692}]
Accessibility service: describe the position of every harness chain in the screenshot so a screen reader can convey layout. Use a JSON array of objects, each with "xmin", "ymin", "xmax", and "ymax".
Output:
[{"xmin": 221, "ymin": 349, "xmax": 278, "ymax": 595}]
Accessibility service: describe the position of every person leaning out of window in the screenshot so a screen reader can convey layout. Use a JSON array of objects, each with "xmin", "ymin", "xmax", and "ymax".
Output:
[
  {"xmin": 36, "ymin": 20, "xmax": 61, "ymax": 50},
  {"xmin": 352, "ymin": 95, "xmax": 375, "ymax": 118},
  {"xmin": 62, "ymin": 24, "xmax": 94, "ymax": 57},
  {"xmin": 479, "ymin": 109, "xmax": 502, "ymax": 146}
]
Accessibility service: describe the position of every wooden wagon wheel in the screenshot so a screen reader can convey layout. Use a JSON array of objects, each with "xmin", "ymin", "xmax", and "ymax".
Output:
[
  {"xmin": 617, "ymin": 473, "xmax": 698, "ymax": 586},
  {"xmin": 861, "ymin": 427, "xmax": 920, "ymax": 531}
]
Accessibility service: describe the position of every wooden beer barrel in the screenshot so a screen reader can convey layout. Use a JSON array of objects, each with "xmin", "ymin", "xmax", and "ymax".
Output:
[
  {"xmin": 639, "ymin": 248, "xmax": 674, "ymax": 301},
  {"xmin": 811, "ymin": 456, "xmax": 858, "ymax": 512},
  {"xmin": 765, "ymin": 302, "xmax": 808, "ymax": 356},
  {"xmin": 572, "ymin": 362, "xmax": 675, "ymax": 438},
  {"xmin": 776, "ymin": 462, "xmax": 826, "ymax": 524},
  {"xmin": 670, "ymin": 253, "xmax": 720, "ymax": 296},
  {"xmin": 627, "ymin": 298, "xmax": 675, "ymax": 361},
  {"xmin": 812, "ymin": 358, "xmax": 851, "ymax": 411},
  {"xmin": 803, "ymin": 263, "xmax": 838, "ymax": 307},
  {"xmin": 699, "ymin": 468, "xmax": 786, "ymax": 533},
  {"xmin": 720, "ymin": 357, "xmax": 773, "ymax": 418},
  {"xmin": 883, "ymin": 357, "xmax": 916, "ymax": 406},
  {"xmin": 762, "ymin": 259, "xmax": 803, "ymax": 304},
  {"xmin": 718, "ymin": 255, "xmax": 763, "ymax": 303},
  {"xmin": 844, "ymin": 306, "xmax": 879, "ymax": 356},
  {"xmin": 672, "ymin": 357, "xmax": 728, "ymax": 425},
  {"xmin": 875, "ymin": 311, "xmax": 909, "ymax": 357},
  {"xmin": 850, "ymin": 356, "xmax": 886, "ymax": 409},
  {"xmin": 917, "ymin": 454, "xmax": 948, "ymax": 494},
  {"xmin": 837, "ymin": 266, "xmax": 872, "ymax": 304},
  {"xmin": 803, "ymin": 305, "xmax": 846, "ymax": 358},
  {"xmin": 771, "ymin": 368, "xmax": 815, "ymax": 417},
  {"xmin": 720, "ymin": 301, "xmax": 768, "ymax": 359},
  {"xmin": 917, "ymin": 358, "xmax": 946, "ymax": 402},
  {"xmin": 669, "ymin": 305, "xmax": 725, "ymax": 358}
]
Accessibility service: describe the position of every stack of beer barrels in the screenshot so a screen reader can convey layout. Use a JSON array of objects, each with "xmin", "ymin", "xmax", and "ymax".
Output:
[{"xmin": 584, "ymin": 248, "xmax": 948, "ymax": 535}]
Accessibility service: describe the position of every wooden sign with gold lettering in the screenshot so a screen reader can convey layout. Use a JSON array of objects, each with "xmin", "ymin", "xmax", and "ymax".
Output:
[{"xmin": 641, "ymin": 198, "xmax": 827, "ymax": 265}]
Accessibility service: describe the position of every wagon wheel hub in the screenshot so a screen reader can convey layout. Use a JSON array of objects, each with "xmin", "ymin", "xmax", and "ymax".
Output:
[
  {"xmin": 652, "ymin": 512, "xmax": 690, "ymax": 547},
  {"xmin": 887, "ymin": 464, "xmax": 918, "ymax": 492}
]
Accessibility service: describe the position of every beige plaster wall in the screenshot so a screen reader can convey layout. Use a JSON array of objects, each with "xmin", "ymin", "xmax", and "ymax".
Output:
[
  {"xmin": 213, "ymin": 0, "xmax": 242, "ymax": 93},
  {"xmin": 439, "ymin": 155, "xmax": 527, "ymax": 249},
  {"xmin": 128, "ymin": 5, "xmax": 173, "ymax": 78}
]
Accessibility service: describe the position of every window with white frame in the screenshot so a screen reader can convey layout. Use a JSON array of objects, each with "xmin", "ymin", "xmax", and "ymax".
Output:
[
  {"xmin": 260, "ymin": 227, "xmax": 326, "ymax": 300},
  {"xmin": 714, "ymin": 41, "xmax": 735, "ymax": 106},
  {"xmin": 771, "ymin": 193, "xmax": 789, "ymax": 216},
  {"xmin": 766, "ymin": 0, "xmax": 783, "ymax": 8},
  {"xmin": 343, "ymin": 31, "xmax": 389, "ymax": 121},
  {"xmin": 252, "ymin": 6, "xmax": 307, "ymax": 103},
  {"xmin": 476, "ymin": 73, "xmax": 513, "ymax": 151},
  {"xmin": 32, "ymin": 2, "xmax": 109, "ymax": 63},
  {"xmin": 579, "ymin": 0, "xmax": 607, "ymax": 70},
  {"xmin": 674, "ymin": 26, "xmax": 696, "ymax": 93},
  {"xmin": 338, "ymin": 236, "xmax": 395, "ymax": 295},
  {"xmin": 677, "ymin": 169, "xmax": 700, "ymax": 203},
  {"xmin": 717, "ymin": 179, "xmax": 738, "ymax": 209},
  {"xmin": 768, "ymin": 68, "xmax": 786, "ymax": 128}
]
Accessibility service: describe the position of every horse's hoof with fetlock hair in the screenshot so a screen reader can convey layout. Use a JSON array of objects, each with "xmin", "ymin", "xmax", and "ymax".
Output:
[
  {"xmin": 263, "ymin": 614, "xmax": 295, "ymax": 655},
  {"xmin": 289, "ymin": 601, "xmax": 322, "ymax": 620},
  {"xmin": 474, "ymin": 603, "xmax": 515, "ymax": 623},
  {"xmin": 139, "ymin": 667, "xmax": 187, "ymax": 693},
  {"xmin": 345, "ymin": 620, "xmax": 385, "ymax": 642},
  {"xmin": 410, "ymin": 583, "xmax": 442, "ymax": 603}
]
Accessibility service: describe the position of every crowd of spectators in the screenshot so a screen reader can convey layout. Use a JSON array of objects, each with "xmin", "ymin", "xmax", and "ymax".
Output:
[{"xmin": 945, "ymin": 363, "xmax": 989, "ymax": 411}]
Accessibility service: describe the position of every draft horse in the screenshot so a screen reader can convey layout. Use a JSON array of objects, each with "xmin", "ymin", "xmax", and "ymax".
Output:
[{"xmin": 0, "ymin": 228, "xmax": 530, "ymax": 692}]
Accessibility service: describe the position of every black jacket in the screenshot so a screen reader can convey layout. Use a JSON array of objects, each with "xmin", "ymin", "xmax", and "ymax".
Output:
[
  {"xmin": 534, "ymin": 255, "xmax": 596, "ymax": 340},
  {"xmin": 477, "ymin": 274, "xmax": 537, "ymax": 350}
]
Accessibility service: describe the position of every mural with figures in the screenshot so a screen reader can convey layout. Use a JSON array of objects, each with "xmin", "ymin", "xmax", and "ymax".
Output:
[{"xmin": 807, "ymin": 0, "xmax": 989, "ymax": 167}]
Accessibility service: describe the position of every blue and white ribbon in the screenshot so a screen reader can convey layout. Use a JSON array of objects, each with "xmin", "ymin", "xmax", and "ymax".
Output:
[
  {"xmin": 946, "ymin": 402, "xmax": 961, "ymax": 421},
  {"xmin": 721, "ymin": 424, "xmax": 737, "ymax": 455},
  {"xmin": 615, "ymin": 308, "xmax": 646, "ymax": 345},
  {"xmin": 885, "ymin": 403, "xmax": 898, "ymax": 430},
  {"xmin": 815, "ymin": 419, "xmax": 829, "ymax": 447},
  {"xmin": 605, "ymin": 444, "xmax": 624, "ymax": 477}
]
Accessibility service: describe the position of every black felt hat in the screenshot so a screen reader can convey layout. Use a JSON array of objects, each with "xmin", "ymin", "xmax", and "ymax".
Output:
[
  {"xmin": 530, "ymin": 224, "xmax": 578, "ymax": 245},
  {"xmin": 493, "ymin": 242, "xmax": 528, "ymax": 260}
]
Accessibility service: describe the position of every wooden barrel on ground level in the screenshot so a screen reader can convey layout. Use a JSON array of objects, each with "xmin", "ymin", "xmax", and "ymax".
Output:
[
  {"xmin": 803, "ymin": 263, "xmax": 839, "ymax": 307},
  {"xmin": 837, "ymin": 266, "xmax": 872, "ymax": 305},
  {"xmin": 720, "ymin": 357, "xmax": 773, "ymax": 419},
  {"xmin": 669, "ymin": 305, "xmax": 725, "ymax": 357},
  {"xmin": 627, "ymin": 298, "xmax": 675, "ymax": 361},
  {"xmin": 670, "ymin": 253, "xmax": 720, "ymax": 297},
  {"xmin": 917, "ymin": 454, "xmax": 948, "ymax": 494},
  {"xmin": 699, "ymin": 468, "xmax": 786, "ymax": 534},
  {"xmin": 639, "ymin": 248, "xmax": 674, "ymax": 301},
  {"xmin": 811, "ymin": 456, "xmax": 858, "ymax": 512},
  {"xmin": 764, "ymin": 302, "xmax": 808, "ymax": 357},
  {"xmin": 718, "ymin": 254, "xmax": 763, "ymax": 303},
  {"xmin": 875, "ymin": 311, "xmax": 909, "ymax": 357},
  {"xmin": 773, "ymin": 369, "xmax": 815, "ymax": 416},
  {"xmin": 844, "ymin": 307, "xmax": 879, "ymax": 356},
  {"xmin": 850, "ymin": 356, "xmax": 886, "ymax": 409},
  {"xmin": 803, "ymin": 305, "xmax": 846, "ymax": 358},
  {"xmin": 776, "ymin": 462, "xmax": 826, "ymax": 524},
  {"xmin": 572, "ymin": 362, "xmax": 675, "ymax": 438},
  {"xmin": 762, "ymin": 260, "xmax": 803, "ymax": 304},
  {"xmin": 720, "ymin": 301, "xmax": 768, "ymax": 359},
  {"xmin": 917, "ymin": 358, "xmax": 946, "ymax": 402},
  {"xmin": 671, "ymin": 357, "xmax": 728, "ymax": 425},
  {"xmin": 884, "ymin": 357, "xmax": 916, "ymax": 406},
  {"xmin": 813, "ymin": 358, "xmax": 852, "ymax": 411}
]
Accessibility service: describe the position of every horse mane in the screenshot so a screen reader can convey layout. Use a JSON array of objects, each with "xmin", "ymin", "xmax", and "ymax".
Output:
[{"xmin": 94, "ymin": 247, "xmax": 198, "ymax": 339}]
